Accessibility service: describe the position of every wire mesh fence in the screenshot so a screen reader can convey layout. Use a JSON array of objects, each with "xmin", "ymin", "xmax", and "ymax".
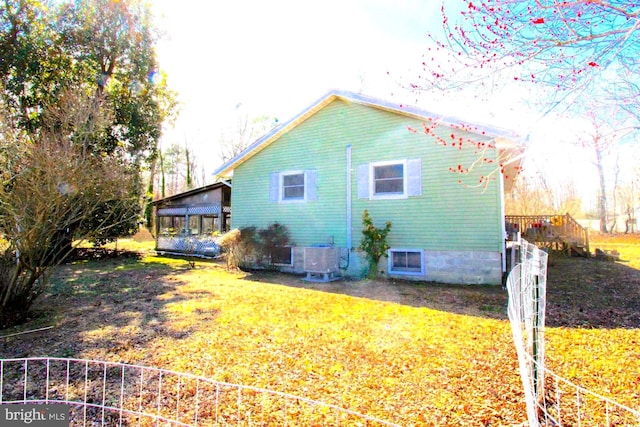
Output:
[
  {"xmin": 539, "ymin": 368, "xmax": 640, "ymax": 427},
  {"xmin": 0, "ymin": 357, "xmax": 401, "ymax": 427},
  {"xmin": 506, "ymin": 239, "xmax": 548, "ymax": 426},
  {"xmin": 506, "ymin": 238, "xmax": 640, "ymax": 427}
]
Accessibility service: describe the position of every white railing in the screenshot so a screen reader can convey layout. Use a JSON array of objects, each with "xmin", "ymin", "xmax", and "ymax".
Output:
[
  {"xmin": 505, "ymin": 238, "xmax": 640, "ymax": 427},
  {"xmin": 0, "ymin": 357, "xmax": 401, "ymax": 426}
]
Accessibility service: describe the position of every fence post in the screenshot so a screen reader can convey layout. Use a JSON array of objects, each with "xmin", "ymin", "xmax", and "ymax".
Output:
[
  {"xmin": 532, "ymin": 274, "xmax": 541, "ymax": 401},
  {"xmin": 531, "ymin": 247, "xmax": 546, "ymax": 406},
  {"xmin": 507, "ymin": 239, "xmax": 547, "ymax": 427}
]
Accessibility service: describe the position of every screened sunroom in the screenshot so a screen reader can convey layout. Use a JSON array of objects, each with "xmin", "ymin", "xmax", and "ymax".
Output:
[{"xmin": 151, "ymin": 181, "xmax": 231, "ymax": 258}]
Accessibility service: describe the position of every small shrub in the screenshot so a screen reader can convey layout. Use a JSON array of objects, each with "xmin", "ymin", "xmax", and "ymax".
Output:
[
  {"xmin": 219, "ymin": 224, "xmax": 292, "ymax": 269},
  {"xmin": 218, "ymin": 227, "xmax": 258, "ymax": 269},
  {"xmin": 217, "ymin": 228, "xmax": 242, "ymax": 269},
  {"xmin": 237, "ymin": 226, "xmax": 260, "ymax": 267},
  {"xmin": 359, "ymin": 210, "xmax": 392, "ymax": 279}
]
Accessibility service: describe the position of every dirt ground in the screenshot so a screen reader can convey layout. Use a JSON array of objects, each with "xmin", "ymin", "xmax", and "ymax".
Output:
[
  {"xmin": 243, "ymin": 250, "xmax": 640, "ymax": 329},
  {"xmin": 248, "ymin": 269, "xmax": 509, "ymax": 319},
  {"xmin": 119, "ymin": 228, "xmax": 640, "ymax": 330},
  {"xmin": 5, "ymin": 241, "xmax": 639, "ymax": 336},
  {"xmin": 2, "ymin": 233, "xmax": 640, "ymax": 348}
]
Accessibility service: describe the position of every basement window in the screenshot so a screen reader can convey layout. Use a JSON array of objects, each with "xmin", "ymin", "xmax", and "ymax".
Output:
[
  {"xmin": 388, "ymin": 249, "xmax": 424, "ymax": 275},
  {"xmin": 271, "ymin": 246, "xmax": 293, "ymax": 266}
]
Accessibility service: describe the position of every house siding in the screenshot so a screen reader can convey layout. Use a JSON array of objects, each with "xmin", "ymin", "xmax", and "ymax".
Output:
[
  {"xmin": 231, "ymin": 99, "xmax": 505, "ymax": 284},
  {"xmin": 231, "ymin": 102, "xmax": 350, "ymax": 247}
]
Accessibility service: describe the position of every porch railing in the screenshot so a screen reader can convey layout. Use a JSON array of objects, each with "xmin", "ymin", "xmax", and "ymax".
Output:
[{"xmin": 505, "ymin": 214, "xmax": 589, "ymax": 256}]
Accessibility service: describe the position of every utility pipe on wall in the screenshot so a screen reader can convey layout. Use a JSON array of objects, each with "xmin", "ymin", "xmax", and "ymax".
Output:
[
  {"xmin": 346, "ymin": 144, "xmax": 352, "ymax": 256},
  {"xmin": 500, "ymin": 169, "xmax": 507, "ymax": 274}
]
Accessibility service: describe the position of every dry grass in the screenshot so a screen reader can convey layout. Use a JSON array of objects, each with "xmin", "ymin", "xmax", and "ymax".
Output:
[
  {"xmin": 543, "ymin": 234, "xmax": 640, "ymax": 415},
  {"xmin": 0, "ymin": 234, "xmax": 639, "ymax": 426}
]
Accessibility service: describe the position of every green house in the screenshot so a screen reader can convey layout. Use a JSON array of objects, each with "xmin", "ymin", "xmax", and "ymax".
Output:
[{"xmin": 213, "ymin": 90, "xmax": 524, "ymax": 284}]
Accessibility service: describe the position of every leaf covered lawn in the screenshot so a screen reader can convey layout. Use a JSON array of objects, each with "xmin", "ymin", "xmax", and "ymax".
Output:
[
  {"xmin": 1, "ymin": 254, "xmax": 524, "ymax": 425},
  {"xmin": 1, "ymin": 235, "xmax": 640, "ymax": 426}
]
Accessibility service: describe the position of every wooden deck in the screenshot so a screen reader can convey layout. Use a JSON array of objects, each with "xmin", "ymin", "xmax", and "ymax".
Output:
[{"xmin": 505, "ymin": 213, "xmax": 590, "ymax": 256}]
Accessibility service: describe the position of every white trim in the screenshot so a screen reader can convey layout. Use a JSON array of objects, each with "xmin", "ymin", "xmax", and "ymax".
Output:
[
  {"xmin": 369, "ymin": 159, "xmax": 408, "ymax": 200},
  {"xmin": 388, "ymin": 248, "xmax": 425, "ymax": 276},
  {"xmin": 279, "ymin": 170, "xmax": 306, "ymax": 203}
]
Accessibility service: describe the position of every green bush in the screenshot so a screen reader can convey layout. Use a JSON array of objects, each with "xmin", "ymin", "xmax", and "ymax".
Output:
[{"xmin": 359, "ymin": 210, "xmax": 392, "ymax": 279}]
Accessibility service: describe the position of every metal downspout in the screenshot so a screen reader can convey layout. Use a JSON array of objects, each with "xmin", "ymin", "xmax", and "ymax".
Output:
[
  {"xmin": 500, "ymin": 169, "xmax": 507, "ymax": 275},
  {"xmin": 346, "ymin": 145, "xmax": 352, "ymax": 268}
]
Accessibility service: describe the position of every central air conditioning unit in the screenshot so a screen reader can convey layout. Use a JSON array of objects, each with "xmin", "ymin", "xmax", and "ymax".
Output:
[{"xmin": 303, "ymin": 246, "xmax": 340, "ymax": 282}]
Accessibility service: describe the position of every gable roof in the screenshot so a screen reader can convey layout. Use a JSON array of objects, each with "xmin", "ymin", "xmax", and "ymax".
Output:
[{"xmin": 212, "ymin": 89, "xmax": 526, "ymax": 179}]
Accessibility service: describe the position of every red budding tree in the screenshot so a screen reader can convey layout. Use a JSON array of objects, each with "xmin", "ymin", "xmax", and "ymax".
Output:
[
  {"xmin": 426, "ymin": 1, "xmax": 639, "ymax": 98},
  {"xmin": 415, "ymin": 0, "xmax": 639, "ymax": 213}
]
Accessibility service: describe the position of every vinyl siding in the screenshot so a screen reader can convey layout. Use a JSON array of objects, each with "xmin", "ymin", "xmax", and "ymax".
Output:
[
  {"xmin": 231, "ymin": 99, "xmax": 503, "ymax": 252},
  {"xmin": 231, "ymin": 102, "xmax": 349, "ymax": 247}
]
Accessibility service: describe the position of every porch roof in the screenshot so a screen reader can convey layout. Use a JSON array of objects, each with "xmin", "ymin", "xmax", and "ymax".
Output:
[{"xmin": 151, "ymin": 180, "xmax": 231, "ymax": 206}]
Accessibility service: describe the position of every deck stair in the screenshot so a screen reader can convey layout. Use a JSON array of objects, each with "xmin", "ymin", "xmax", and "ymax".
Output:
[{"xmin": 505, "ymin": 213, "xmax": 590, "ymax": 257}]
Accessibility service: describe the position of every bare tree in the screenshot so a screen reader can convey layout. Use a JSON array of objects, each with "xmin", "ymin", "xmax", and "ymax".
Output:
[
  {"xmin": 410, "ymin": 1, "xmax": 640, "ymax": 157},
  {"xmin": 616, "ymin": 179, "xmax": 639, "ymax": 233},
  {"xmin": 425, "ymin": 1, "xmax": 639, "ymax": 101},
  {"xmin": 0, "ymin": 91, "xmax": 139, "ymax": 327},
  {"xmin": 605, "ymin": 146, "xmax": 640, "ymax": 233},
  {"xmin": 185, "ymin": 144, "xmax": 193, "ymax": 190},
  {"xmin": 183, "ymin": 138, "xmax": 200, "ymax": 190},
  {"xmin": 554, "ymin": 181, "xmax": 584, "ymax": 219},
  {"xmin": 574, "ymin": 108, "xmax": 637, "ymax": 233},
  {"xmin": 406, "ymin": 0, "xmax": 640, "ymax": 213},
  {"xmin": 219, "ymin": 112, "xmax": 277, "ymax": 163},
  {"xmin": 613, "ymin": 73, "xmax": 640, "ymax": 122},
  {"xmin": 153, "ymin": 141, "xmax": 201, "ymax": 198},
  {"xmin": 505, "ymin": 174, "xmax": 554, "ymax": 215}
]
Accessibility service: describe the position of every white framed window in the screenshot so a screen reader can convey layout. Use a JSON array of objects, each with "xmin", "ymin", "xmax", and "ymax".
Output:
[
  {"xmin": 270, "ymin": 170, "xmax": 318, "ymax": 203},
  {"xmin": 281, "ymin": 171, "xmax": 305, "ymax": 201},
  {"xmin": 371, "ymin": 160, "xmax": 406, "ymax": 198},
  {"xmin": 388, "ymin": 248, "xmax": 424, "ymax": 275},
  {"xmin": 358, "ymin": 159, "xmax": 421, "ymax": 200}
]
